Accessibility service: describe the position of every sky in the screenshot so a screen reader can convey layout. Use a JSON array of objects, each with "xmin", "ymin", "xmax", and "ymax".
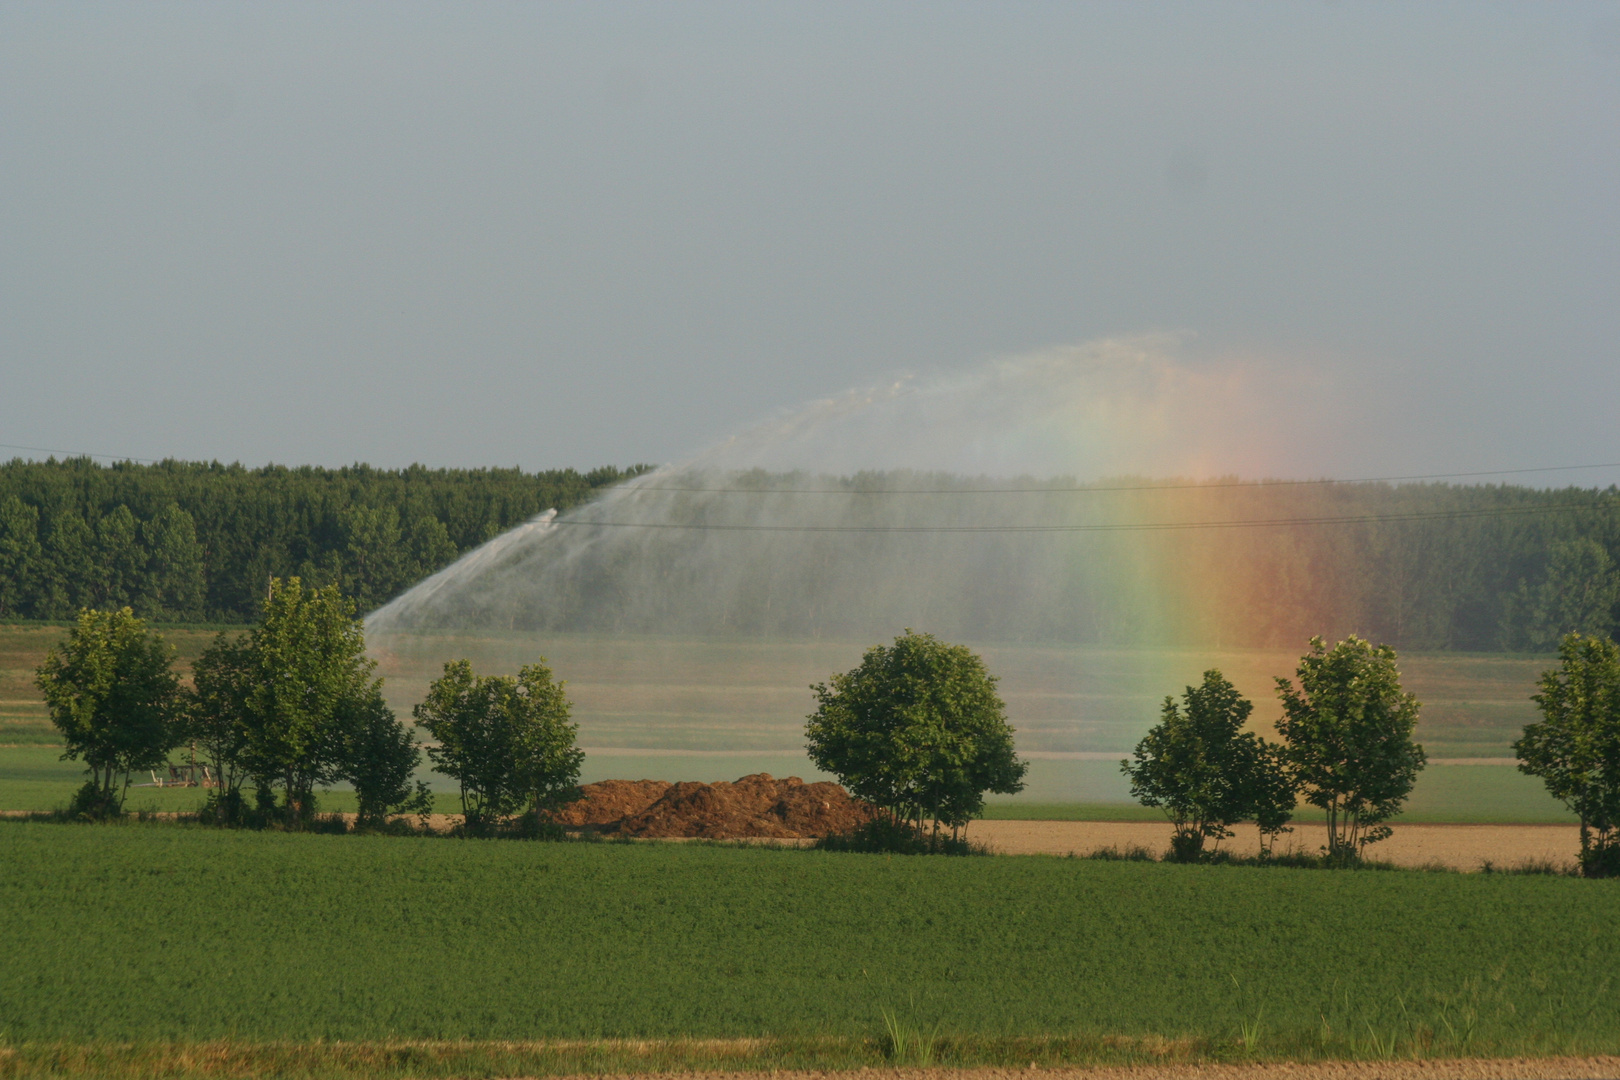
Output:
[{"xmin": 2, "ymin": 2, "xmax": 1617, "ymax": 483}]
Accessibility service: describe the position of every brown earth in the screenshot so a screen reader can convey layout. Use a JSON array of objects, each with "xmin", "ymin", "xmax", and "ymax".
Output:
[
  {"xmin": 550, "ymin": 773, "xmax": 877, "ymax": 839},
  {"xmin": 615, "ymin": 773, "xmax": 876, "ymax": 839},
  {"xmin": 549, "ymin": 779, "xmax": 673, "ymax": 827},
  {"xmin": 565, "ymin": 1062, "xmax": 1620, "ymax": 1080},
  {"xmin": 965, "ymin": 820, "xmax": 1585, "ymax": 872}
]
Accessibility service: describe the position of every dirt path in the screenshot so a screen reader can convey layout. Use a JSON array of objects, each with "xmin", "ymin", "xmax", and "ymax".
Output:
[
  {"xmin": 965, "ymin": 820, "xmax": 1583, "ymax": 871},
  {"xmin": 2, "ymin": 810, "xmax": 1582, "ymax": 872},
  {"xmin": 572, "ymin": 1060, "xmax": 1620, "ymax": 1080}
]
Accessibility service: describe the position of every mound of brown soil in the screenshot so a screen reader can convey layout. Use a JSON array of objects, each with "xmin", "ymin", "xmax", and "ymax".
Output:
[
  {"xmin": 554, "ymin": 773, "xmax": 875, "ymax": 839},
  {"xmin": 549, "ymin": 779, "xmax": 671, "ymax": 827},
  {"xmin": 615, "ymin": 773, "xmax": 876, "ymax": 839}
]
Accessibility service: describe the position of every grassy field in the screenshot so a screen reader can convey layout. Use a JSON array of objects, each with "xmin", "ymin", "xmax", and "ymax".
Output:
[
  {"xmin": 0, "ymin": 822, "xmax": 1616, "ymax": 1063},
  {"xmin": 0, "ymin": 745, "xmax": 1573, "ymax": 823},
  {"xmin": 370, "ymin": 629, "xmax": 1551, "ymax": 760}
]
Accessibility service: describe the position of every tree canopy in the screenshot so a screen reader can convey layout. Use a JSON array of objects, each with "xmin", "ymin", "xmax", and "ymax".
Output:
[
  {"xmin": 1514, "ymin": 633, "xmax": 1620, "ymax": 877},
  {"xmin": 184, "ymin": 578, "xmax": 424, "ymax": 828},
  {"xmin": 415, "ymin": 659, "xmax": 584, "ymax": 833},
  {"xmin": 0, "ymin": 457, "xmax": 647, "ymax": 621},
  {"xmin": 35, "ymin": 607, "xmax": 183, "ymax": 816},
  {"xmin": 1275, "ymin": 635, "xmax": 1426, "ymax": 860},
  {"xmin": 805, "ymin": 630, "xmax": 1027, "ymax": 832},
  {"xmin": 1123, "ymin": 669, "xmax": 1294, "ymax": 860}
]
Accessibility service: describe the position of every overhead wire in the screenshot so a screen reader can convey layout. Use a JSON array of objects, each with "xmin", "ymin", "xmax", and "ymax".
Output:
[
  {"xmin": 623, "ymin": 460, "xmax": 1620, "ymax": 495},
  {"xmin": 0, "ymin": 441, "xmax": 165, "ymax": 464},
  {"xmin": 554, "ymin": 497, "xmax": 1620, "ymax": 535}
]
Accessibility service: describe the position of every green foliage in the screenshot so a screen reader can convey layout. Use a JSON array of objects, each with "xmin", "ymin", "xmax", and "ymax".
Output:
[
  {"xmin": 94, "ymin": 504, "xmax": 143, "ymax": 610},
  {"xmin": 1122, "ymin": 670, "xmax": 1295, "ymax": 860},
  {"xmin": 0, "ymin": 494, "xmax": 42, "ymax": 617},
  {"xmin": 336, "ymin": 691, "xmax": 430, "ymax": 827},
  {"xmin": 880, "ymin": 1007, "xmax": 939, "ymax": 1064},
  {"xmin": 1502, "ymin": 538, "xmax": 1620, "ymax": 651},
  {"xmin": 185, "ymin": 591, "xmax": 423, "ymax": 829},
  {"xmin": 186, "ymin": 632, "xmax": 255, "ymax": 824},
  {"xmin": 1, "ymin": 823, "xmax": 1618, "ymax": 1051},
  {"xmin": 1514, "ymin": 633, "xmax": 1620, "ymax": 877},
  {"xmin": 141, "ymin": 503, "xmax": 207, "ymax": 618},
  {"xmin": 814, "ymin": 816, "xmax": 986, "ymax": 855},
  {"xmin": 1276, "ymin": 636, "xmax": 1426, "ymax": 860},
  {"xmin": 415, "ymin": 658, "xmax": 584, "ymax": 831},
  {"xmin": 806, "ymin": 630, "xmax": 1027, "ymax": 832},
  {"xmin": 236, "ymin": 577, "xmax": 384, "ymax": 826},
  {"xmin": 33, "ymin": 608, "xmax": 183, "ymax": 816},
  {"xmin": 0, "ymin": 457, "xmax": 647, "ymax": 622}
]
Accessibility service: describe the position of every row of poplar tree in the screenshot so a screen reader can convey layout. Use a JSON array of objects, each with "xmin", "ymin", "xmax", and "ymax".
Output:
[
  {"xmin": 1125, "ymin": 633, "xmax": 1620, "ymax": 877},
  {"xmin": 35, "ymin": 578, "xmax": 585, "ymax": 832},
  {"xmin": 0, "ymin": 458, "xmax": 647, "ymax": 621}
]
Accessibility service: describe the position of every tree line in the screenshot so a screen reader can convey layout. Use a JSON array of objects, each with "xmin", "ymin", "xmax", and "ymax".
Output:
[
  {"xmin": 0, "ymin": 457, "xmax": 649, "ymax": 622},
  {"xmin": 36, "ymin": 579, "xmax": 584, "ymax": 833},
  {"xmin": 33, "ymin": 592, "xmax": 1620, "ymax": 874},
  {"xmin": 1123, "ymin": 632, "xmax": 1620, "ymax": 877}
]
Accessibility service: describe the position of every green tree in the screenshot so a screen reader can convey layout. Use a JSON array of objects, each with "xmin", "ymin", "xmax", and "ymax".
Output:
[
  {"xmin": 34, "ymin": 608, "xmax": 183, "ymax": 816},
  {"xmin": 95, "ymin": 505, "xmax": 143, "ymax": 610},
  {"xmin": 405, "ymin": 512, "xmax": 458, "ymax": 580},
  {"xmin": 1514, "ymin": 633, "xmax": 1620, "ymax": 877},
  {"xmin": 1123, "ymin": 670, "xmax": 1295, "ymax": 861},
  {"xmin": 186, "ymin": 632, "xmax": 255, "ymax": 824},
  {"xmin": 142, "ymin": 504, "xmax": 206, "ymax": 619},
  {"xmin": 338, "ymin": 504, "xmax": 406, "ymax": 611},
  {"xmin": 414, "ymin": 658, "xmax": 583, "ymax": 833},
  {"xmin": 335, "ymin": 690, "xmax": 430, "ymax": 828},
  {"xmin": 0, "ymin": 495, "xmax": 41, "ymax": 617},
  {"xmin": 240, "ymin": 577, "xmax": 377, "ymax": 827},
  {"xmin": 805, "ymin": 630, "xmax": 1027, "ymax": 836},
  {"xmin": 1515, "ymin": 539, "xmax": 1620, "ymax": 651},
  {"xmin": 1275, "ymin": 635, "xmax": 1426, "ymax": 861},
  {"xmin": 38, "ymin": 509, "xmax": 97, "ymax": 618}
]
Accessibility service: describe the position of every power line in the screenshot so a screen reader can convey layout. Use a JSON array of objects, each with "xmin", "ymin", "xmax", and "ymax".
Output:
[
  {"xmin": 553, "ymin": 499, "xmax": 1619, "ymax": 535},
  {"xmin": 624, "ymin": 460, "xmax": 1620, "ymax": 495},
  {"xmin": 0, "ymin": 441, "xmax": 164, "ymax": 464}
]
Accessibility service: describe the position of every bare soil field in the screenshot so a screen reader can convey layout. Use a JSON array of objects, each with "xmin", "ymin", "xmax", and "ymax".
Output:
[
  {"xmin": 575, "ymin": 1063, "xmax": 1620, "ymax": 1080},
  {"xmin": 965, "ymin": 820, "xmax": 1584, "ymax": 871}
]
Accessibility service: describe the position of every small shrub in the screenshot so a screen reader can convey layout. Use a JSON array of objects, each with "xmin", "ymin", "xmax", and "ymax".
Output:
[
  {"xmin": 1083, "ymin": 844, "xmax": 1159, "ymax": 862},
  {"xmin": 66, "ymin": 780, "xmax": 118, "ymax": 821},
  {"xmin": 1479, "ymin": 857, "xmax": 1576, "ymax": 876},
  {"xmin": 816, "ymin": 817, "xmax": 987, "ymax": 855}
]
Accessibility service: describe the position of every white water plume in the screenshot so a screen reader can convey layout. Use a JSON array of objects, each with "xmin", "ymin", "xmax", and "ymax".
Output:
[{"xmin": 367, "ymin": 337, "xmax": 1329, "ymax": 643}]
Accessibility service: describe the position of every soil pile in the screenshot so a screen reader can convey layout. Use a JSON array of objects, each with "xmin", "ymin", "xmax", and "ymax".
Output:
[
  {"xmin": 557, "ymin": 773, "xmax": 875, "ymax": 839},
  {"xmin": 550, "ymin": 779, "xmax": 671, "ymax": 827},
  {"xmin": 617, "ymin": 773, "xmax": 877, "ymax": 839}
]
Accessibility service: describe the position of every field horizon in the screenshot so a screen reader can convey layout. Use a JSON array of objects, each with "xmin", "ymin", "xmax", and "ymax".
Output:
[{"xmin": 0, "ymin": 622, "xmax": 1574, "ymax": 822}]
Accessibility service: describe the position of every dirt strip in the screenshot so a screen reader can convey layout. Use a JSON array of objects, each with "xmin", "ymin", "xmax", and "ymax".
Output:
[
  {"xmin": 965, "ymin": 821, "xmax": 1584, "ymax": 872},
  {"xmin": 563, "ymin": 1060, "xmax": 1620, "ymax": 1080}
]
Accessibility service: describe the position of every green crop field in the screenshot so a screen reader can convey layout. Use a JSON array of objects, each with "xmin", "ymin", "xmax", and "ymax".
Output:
[{"xmin": 0, "ymin": 822, "xmax": 1616, "ymax": 1070}]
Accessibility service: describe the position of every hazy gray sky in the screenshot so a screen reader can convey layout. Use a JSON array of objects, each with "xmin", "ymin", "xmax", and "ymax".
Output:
[{"xmin": 2, "ymin": 2, "xmax": 1617, "ymax": 481}]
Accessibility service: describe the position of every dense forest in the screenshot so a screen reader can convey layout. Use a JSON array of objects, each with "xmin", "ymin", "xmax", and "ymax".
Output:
[
  {"xmin": 2, "ymin": 458, "xmax": 1618, "ymax": 651},
  {"xmin": 0, "ymin": 458, "xmax": 649, "ymax": 622}
]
